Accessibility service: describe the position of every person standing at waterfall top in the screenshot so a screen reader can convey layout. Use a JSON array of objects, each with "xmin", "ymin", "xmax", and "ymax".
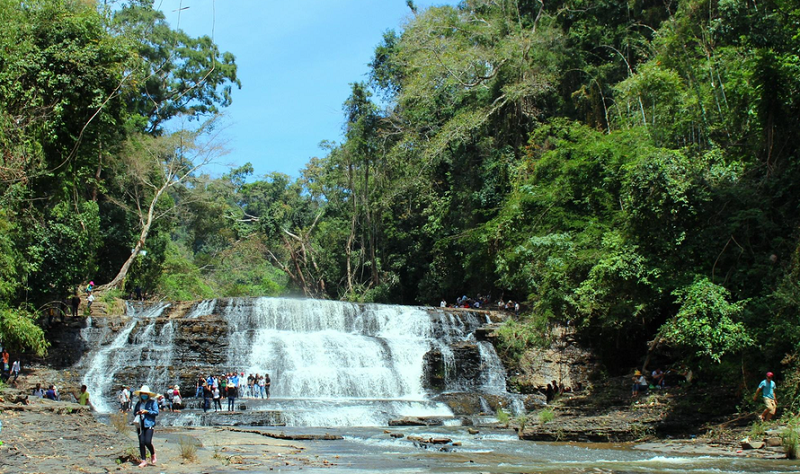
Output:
[
  {"xmin": 71, "ymin": 293, "xmax": 81, "ymax": 317},
  {"xmin": 264, "ymin": 373, "xmax": 271, "ymax": 399},
  {"xmin": 132, "ymin": 385, "xmax": 159, "ymax": 467}
]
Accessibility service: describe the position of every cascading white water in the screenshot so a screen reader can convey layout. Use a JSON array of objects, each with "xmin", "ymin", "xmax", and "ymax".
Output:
[
  {"xmin": 223, "ymin": 299, "xmax": 443, "ymax": 399},
  {"xmin": 81, "ymin": 302, "xmax": 172, "ymax": 413},
  {"xmin": 79, "ymin": 297, "xmax": 516, "ymax": 425},
  {"xmin": 186, "ymin": 299, "xmax": 216, "ymax": 318}
]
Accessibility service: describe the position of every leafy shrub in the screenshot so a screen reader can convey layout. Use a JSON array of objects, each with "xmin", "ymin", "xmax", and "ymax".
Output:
[
  {"xmin": 515, "ymin": 414, "xmax": 528, "ymax": 433},
  {"xmin": 495, "ymin": 316, "xmax": 552, "ymax": 365},
  {"xmin": 538, "ymin": 407, "xmax": 555, "ymax": 424},
  {"xmin": 782, "ymin": 417, "xmax": 800, "ymax": 460},
  {"xmin": 496, "ymin": 407, "xmax": 510, "ymax": 425}
]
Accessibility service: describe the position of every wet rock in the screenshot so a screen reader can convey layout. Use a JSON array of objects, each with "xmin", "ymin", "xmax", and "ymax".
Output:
[
  {"xmin": 765, "ymin": 437, "xmax": 782, "ymax": 447},
  {"xmin": 429, "ymin": 437, "xmax": 452, "ymax": 444},
  {"xmin": 422, "ymin": 342, "xmax": 484, "ymax": 391},
  {"xmin": 467, "ymin": 428, "xmax": 479, "ymax": 435},
  {"xmin": 389, "ymin": 432, "xmax": 404, "ymax": 439},
  {"xmin": 388, "ymin": 416, "xmax": 443, "ymax": 426}
]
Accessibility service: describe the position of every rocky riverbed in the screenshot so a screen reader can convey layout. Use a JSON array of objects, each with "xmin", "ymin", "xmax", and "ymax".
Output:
[
  {"xmin": 0, "ymin": 390, "xmax": 338, "ymax": 473},
  {"xmin": 1, "ymin": 380, "xmax": 791, "ymax": 474}
]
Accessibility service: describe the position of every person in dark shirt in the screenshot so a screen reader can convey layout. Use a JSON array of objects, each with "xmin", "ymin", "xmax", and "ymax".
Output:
[
  {"xmin": 70, "ymin": 294, "xmax": 81, "ymax": 317},
  {"xmin": 45, "ymin": 385, "xmax": 58, "ymax": 400}
]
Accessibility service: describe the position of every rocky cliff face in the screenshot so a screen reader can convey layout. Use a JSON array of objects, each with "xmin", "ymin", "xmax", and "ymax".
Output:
[
  {"xmin": 42, "ymin": 298, "xmax": 597, "ymax": 426},
  {"xmin": 64, "ymin": 299, "xmax": 539, "ymax": 425}
]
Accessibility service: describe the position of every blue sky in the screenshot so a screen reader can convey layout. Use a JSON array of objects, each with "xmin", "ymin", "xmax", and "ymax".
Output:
[{"xmin": 154, "ymin": 0, "xmax": 459, "ymax": 178}]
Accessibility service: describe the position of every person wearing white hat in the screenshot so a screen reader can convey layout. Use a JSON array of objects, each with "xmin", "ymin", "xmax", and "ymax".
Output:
[{"xmin": 132, "ymin": 385, "xmax": 159, "ymax": 467}]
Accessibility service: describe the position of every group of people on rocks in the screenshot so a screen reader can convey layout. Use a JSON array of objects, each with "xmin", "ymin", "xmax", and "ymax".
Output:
[
  {"xmin": 118, "ymin": 384, "xmax": 182, "ymax": 413},
  {"xmin": 440, "ymin": 294, "xmax": 520, "ymax": 314},
  {"xmin": 544, "ymin": 379, "xmax": 582, "ymax": 402},
  {"xmin": 31, "ymin": 382, "xmax": 92, "ymax": 409},
  {"xmin": 631, "ymin": 367, "xmax": 685, "ymax": 398},
  {"xmin": 43, "ymin": 281, "xmax": 153, "ymax": 327},
  {"xmin": 195, "ymin": 372, "xmax": 272, "ymax": 413}
]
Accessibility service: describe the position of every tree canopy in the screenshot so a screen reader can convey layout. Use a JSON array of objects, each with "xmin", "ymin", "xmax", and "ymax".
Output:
[{"xmin": 2, "ymin": 0, "xmax": 800, "ymax": 411}]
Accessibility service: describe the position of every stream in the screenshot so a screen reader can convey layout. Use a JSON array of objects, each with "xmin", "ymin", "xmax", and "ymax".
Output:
[{"xmin": 203, "ymin": 425, "xmax": 800, "ymax": 474}]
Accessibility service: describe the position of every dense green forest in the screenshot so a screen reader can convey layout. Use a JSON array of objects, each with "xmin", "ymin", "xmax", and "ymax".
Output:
[{"xmin": 1, "ymin": 0, "xmax": 799, "ymax": 410}]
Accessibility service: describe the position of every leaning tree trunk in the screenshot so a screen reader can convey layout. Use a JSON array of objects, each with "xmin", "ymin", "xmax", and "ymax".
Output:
[{"xmin": 98, "ymin": 184, "xmax": 167, "ymax": 291}]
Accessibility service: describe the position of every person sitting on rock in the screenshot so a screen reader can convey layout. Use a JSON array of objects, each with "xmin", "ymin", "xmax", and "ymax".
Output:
[
  {"xmin": 651, "ymin": 368, "xmax": 666, "ymax": 388},
  {"xmin": 632, "ymin": 370, "xmax": 648, "ymax": 398},
  {"xmin": 32, "ymin": 383, "xmax": 45, "ymax": 398},
  {"xmin": 45, "ymin": 384, "xmax": 58, "ymax": 400}
]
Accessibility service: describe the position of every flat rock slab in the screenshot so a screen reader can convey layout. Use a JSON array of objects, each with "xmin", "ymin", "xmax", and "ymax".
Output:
[
  {"xmin": 389, "ymin": 416, "xmax": 444, "ymax": 426},
  {"xmin": 741, "ymin": 441, "xmax": 765, "ymax": 450}
]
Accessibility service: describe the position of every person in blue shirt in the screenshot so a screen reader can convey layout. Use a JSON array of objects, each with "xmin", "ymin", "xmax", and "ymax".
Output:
[
  {"xmin": 753, "ymin": 371, "xmax": 777, "ymax": 421},
  {"xmin": 132, "ymin": 385, "xmax": 159, "ymax": 467}
]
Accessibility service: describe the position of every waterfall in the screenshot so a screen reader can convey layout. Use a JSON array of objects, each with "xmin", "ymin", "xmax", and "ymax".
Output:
[
  {"xmin": 221, "ymin": 298, "xmax": 438, "ymax": 399},
  {"xmin": 81, "ymin": 302, "xmax": 171, "ymax": 412},
  {"xmin": 79, "ymin": 297, "xmax": 517, "ymax": 426}
]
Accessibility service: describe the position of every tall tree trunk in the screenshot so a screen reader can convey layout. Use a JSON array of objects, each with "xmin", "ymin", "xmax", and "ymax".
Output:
[{"xmin": 345, "ymin": 162, "xmax": 357, "ymax": 295}]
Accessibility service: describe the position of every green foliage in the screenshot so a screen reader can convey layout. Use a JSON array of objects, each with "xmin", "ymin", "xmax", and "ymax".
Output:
[
  {"xmin": 1, "ymin": 0, "xmax": 800, "ymax": 386},
  {"xmin": 659, "ymin": 278, "xmax": 753, "ymax": 363},
  {"xmin": 156, "ymin": 243, "xmax": 215, "ymax": 301},
  {"xmin": 538, "ymin": 408, "xmax": 555, "ymax": 424},
  {"xmin": 496, "ymin": 407, "xmax": 510, "ymax": 425},
  {"xmin": 782, "ymin": 416, "xmax": 800, "ymax": 460},
  {"xmin": 0, "ymin": 306, "xmax": 48, "ymax": 356},
  {"xmin": 495, "ymin": 316, "xmax": 551, "ymax": 364}
]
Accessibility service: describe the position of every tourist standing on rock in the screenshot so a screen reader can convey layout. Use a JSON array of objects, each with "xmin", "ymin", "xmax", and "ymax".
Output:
[
  {"xmin": 119, "ymin": 385, "xmax": 131, "ymax": 412},
  {"xmin": 212, "ymin": 384, "xmax": 222, "ymax": 411},
  {"xmin": 132, "ymin": 385, "xmax": 159, "ymax": 468},
  {"xmin": 76, "ymin": 384, "xmax": 92, "ymax": 410},
  {"xmin": 10, "ymin": 359, "xmax": 20, "ymax": 383},
  {"xmin": 753, "ymin": 371, "xmax": 778, "ymax": 421},
  {"xmin": 87, "ymin": 293, "xmax": 95, "ymax": 311},
  {"xmin": 264, "ymin": 373, "xmax": 271, "ymax": 399},
  {"xmin": 202, "ymin": 382, "xmax": 212, "ymax": 413},
  {"xmin": 1, "ymin": 349, "xmax": 9, "ymax": 379},
  {"xmin": 70, "ymin": 293, "xmax": 81, "ymax": 317},
  {"xmin": 258, "ymin": 374, "xmax": 266, "ymax": 398},
  {"xmin": 227, "ymin": 379, "xmax": 237, "ymax": 412},
  {"xmin": 172, "ymin": 385, "xmax": 182, "ymax": 409}
]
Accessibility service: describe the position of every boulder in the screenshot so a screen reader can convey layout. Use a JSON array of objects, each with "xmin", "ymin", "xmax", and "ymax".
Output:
[
  {"xmin": 741, "ymin": 440, "xmax": 765, "ymax": 450},
  {"xmin": 765, "ymin": 437, "xmax": 782, "ymax": 447},
  {"xmin": 429, "ymin": 438, "xmax": 452, "ymax": 444}
]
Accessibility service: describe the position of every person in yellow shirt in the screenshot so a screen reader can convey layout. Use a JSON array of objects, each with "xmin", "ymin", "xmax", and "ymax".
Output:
[{"xmin": 77, "ymin": 384, "xmax": 93, "ymax": 410}]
